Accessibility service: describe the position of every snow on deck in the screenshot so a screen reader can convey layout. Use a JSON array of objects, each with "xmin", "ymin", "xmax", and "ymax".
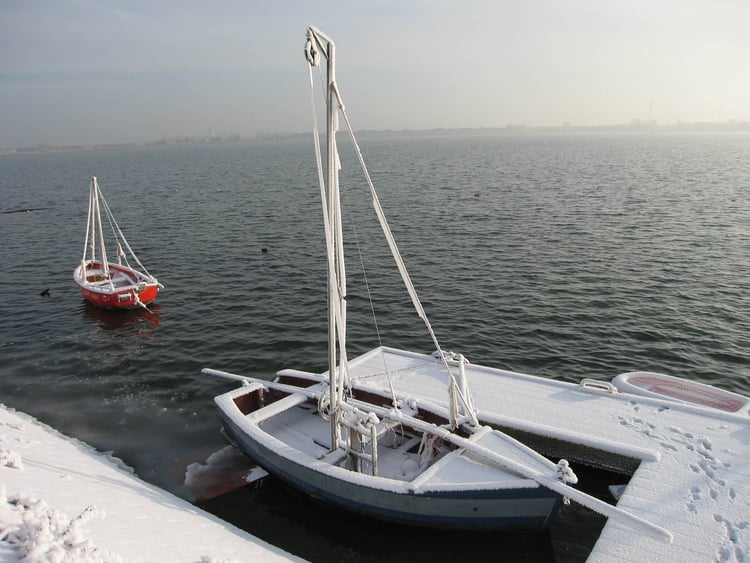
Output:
[
  {"xmin": 346, "ymin": 347, "xmax": 750, "ymax": 562},
  {"xmin": 0, "ymin": 404, "xmax": 301, "ymax": 562},
  {"xmin": 2, "ymin": 349, "xmax": 746, "ymax": 562}
]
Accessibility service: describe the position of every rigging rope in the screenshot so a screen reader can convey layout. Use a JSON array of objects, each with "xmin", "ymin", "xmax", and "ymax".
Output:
[
  {"xmin": 307, "ymin": 38, "xmax": 398, "ymax": 409},
  {"xmin": 98, "ymin": 187, "xmax": 146, "ymax": 274},
  {"xmin": 307, "ymin": 48, "xmax": 350, "ymax": 396},
  {"xmin": 330, "ymin": 81, "xmax": 479, "ymax": 428},
  {"xmin": 306, "ymin": 27, "xmax": 477, "ymax": 427},
  {"xmin": 339, "ymin": 183, "xmax": 400, "ymax": 408},
  {"xmin": 88, "ymin": 179, "xmax": 160, "ymax": 286}
]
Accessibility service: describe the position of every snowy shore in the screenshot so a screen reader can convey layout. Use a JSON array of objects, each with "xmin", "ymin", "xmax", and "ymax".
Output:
[{"xmin": 0, "ymin": 404, "xmax": 301, "ymax": 562}]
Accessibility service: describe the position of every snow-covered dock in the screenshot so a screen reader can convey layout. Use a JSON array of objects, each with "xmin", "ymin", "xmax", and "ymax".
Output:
[
  {"xmin": 2, "ymin": 346, "xmax": 747, "ymax": 562},
  {"xmin": 0, "ymin": 404, "xmax": 300, "ymax": 562},
  {"xmin": 341, "ymin": 347, "xmax": 749, "ymax": 562}
]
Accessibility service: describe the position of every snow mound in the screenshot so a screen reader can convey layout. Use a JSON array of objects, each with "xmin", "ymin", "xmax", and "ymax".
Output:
[
  {"xmin": 0, "ymin": 451, "xmax": 23, "ymax": 471},
  {"xmin": 0, "ymin": 486, "xmax": 122, "ymax": 563}
]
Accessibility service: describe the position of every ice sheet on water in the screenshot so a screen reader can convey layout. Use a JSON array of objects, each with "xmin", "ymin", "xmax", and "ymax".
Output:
[{"xmin": 184, "ymin": 445, "xmax": 260, "ymax": 500}]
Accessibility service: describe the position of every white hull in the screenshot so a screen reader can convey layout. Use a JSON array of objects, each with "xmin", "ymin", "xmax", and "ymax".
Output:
[
  {"xmin": 612, "ymin": 371, "xmax": 750, "ymax": 416},
  {"xmin": 214, "ymin": 370, "xmax": 563, "ymax": 529}
]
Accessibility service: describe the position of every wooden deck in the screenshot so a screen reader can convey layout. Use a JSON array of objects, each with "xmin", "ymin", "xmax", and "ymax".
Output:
[{"xmin": 343, "ymin": 347, "xmax": 750, "ymax": 562}]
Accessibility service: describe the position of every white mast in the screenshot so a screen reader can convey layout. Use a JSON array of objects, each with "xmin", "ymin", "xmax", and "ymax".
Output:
[
  {"xmin": 80, "ymin": 178, "xmax": 94, "ymax": 278},
  {"xmin": 82, "ymin": 176, "xmax": 111, "ymax": 278},
  {"xmin": 305, "ymin": 26, "xmax": 478, "ymax": 431},
  {"xmin": 306, "ymin": 26, "xmax": 348, "ymax": 450}
]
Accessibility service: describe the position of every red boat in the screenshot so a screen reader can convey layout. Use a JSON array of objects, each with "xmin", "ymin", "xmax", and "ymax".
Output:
[
  {"xmin": 612, "ymin": 371, "xmax": 750, "ymax": 416},
  {"xmin": 73, "ymin": 177, "xmax": 163, "ymax": 310}
]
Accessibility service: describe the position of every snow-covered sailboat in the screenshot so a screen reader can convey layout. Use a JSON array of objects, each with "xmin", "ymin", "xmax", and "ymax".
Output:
[
  {"xmin": 204, "ymin": 27, "xmax": 672, "ymax": 539},
  {"xmin": 73, "ymin": 176, "xmax": 163, "ymax": 310}
]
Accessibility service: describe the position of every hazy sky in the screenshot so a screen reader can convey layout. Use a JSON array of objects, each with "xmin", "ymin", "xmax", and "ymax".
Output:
[{"xmin": 2, "ymin": 0, "xmax": 749, "ymax": 148}]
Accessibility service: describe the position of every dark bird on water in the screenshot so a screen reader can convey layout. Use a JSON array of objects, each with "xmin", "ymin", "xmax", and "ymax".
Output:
[
  {"xmin": 261, "ymin": 247, "xmax": 268, "ymax": 253},
  {"xmin": 40, "ymin": 288, "xmax": 50, "ymax": 297}
]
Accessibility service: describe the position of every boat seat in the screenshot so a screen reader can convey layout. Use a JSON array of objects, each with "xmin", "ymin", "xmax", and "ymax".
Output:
[
  {"xmin": 318, "ymin": 447, "xmax": 347, "ymax": 465},
  {"xmin": 249, "ymin": 392, "xmax": 310, "ymax": 423}
]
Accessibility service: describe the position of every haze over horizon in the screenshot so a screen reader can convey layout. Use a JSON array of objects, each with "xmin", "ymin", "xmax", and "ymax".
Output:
[{"xmin": 2, "ymin": 1, "xmax": 749, "ymax": 150}]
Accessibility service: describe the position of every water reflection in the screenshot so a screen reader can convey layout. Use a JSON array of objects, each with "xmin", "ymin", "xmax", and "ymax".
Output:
[
  {"xmin": 80, "ymin": 301, "xmax": 161, "ymax": 333},
  {"xmin": 199, "ymin": 478, "xmax": 559, "ymax": 563}
]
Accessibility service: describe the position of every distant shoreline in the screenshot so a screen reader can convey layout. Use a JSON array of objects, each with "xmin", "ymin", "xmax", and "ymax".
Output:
[{"xmin": 3, "ymin": 121, "xmax": 749, "ymax": 156}]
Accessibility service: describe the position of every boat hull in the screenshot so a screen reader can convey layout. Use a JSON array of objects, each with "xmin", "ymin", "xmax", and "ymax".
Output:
[
  {"xmin": 216, "ymin": 383, "xmax": 562, "ymax": 530},
  {"xmin": 73, "ymin": 261, "xmax": 160, "ymax": 309},
  {"xmin": 222, "ymin": 419, "xmax": 559, "ymax": 529}
]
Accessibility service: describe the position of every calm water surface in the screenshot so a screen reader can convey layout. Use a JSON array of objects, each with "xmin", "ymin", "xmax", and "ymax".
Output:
[{"xmin": 1, "ymin": 132, "xmax": 748, "ymax": 561}]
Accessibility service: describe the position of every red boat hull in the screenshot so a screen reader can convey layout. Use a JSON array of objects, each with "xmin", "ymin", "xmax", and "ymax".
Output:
[
  {"xmin": 74, "ymin": 261, "xmax": 160, "ymax": 310},
  {"xmin": 78, "ymin": 283, "xmax": 159, "ymax": 309}
]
